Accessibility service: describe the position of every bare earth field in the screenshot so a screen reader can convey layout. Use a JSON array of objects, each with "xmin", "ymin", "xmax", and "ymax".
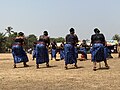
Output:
[{"xmin": 0, "ymin": 53, "xmax": 120, "ymax": 90}]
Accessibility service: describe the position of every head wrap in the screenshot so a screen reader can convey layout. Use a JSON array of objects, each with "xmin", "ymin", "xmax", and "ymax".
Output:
[
  {"xmin": 94, "ymin": 28, "xmax": 100, "ymax": 33},
  {"xmin": 69, "ymin": 28, "xmax": 74, "ymax": 32},
  {"xmin": 18, "ymin": 32, "xmax": 24, "ymax": 36},
  {"xmin": 43, "ymin": 31, "xmax": 48, "ymax": 36}
]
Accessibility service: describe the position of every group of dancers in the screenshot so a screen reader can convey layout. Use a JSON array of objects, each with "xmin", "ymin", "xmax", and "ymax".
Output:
[{"xmin": 12, "ymin": 28, "xmax": 110, "ymax": 71}]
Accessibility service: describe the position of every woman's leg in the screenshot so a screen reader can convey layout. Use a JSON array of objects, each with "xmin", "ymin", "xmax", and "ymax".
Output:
[{"xmin": 93, "ymin": 62, "xmax": 97, "ymax": 71}]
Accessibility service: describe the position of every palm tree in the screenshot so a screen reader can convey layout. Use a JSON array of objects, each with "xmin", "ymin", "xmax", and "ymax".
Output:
[
  {"xmin": 5, "ymin": 26, "xmax": 14, "ymax": 36},
  {"xmin": 0, "ymin": 32, "xmax": 7, "ymax": 52},
  {"xmin": 25, "ymin": 34, "xmax": 37, "ymax": 50},
  {"xmin": 112, "ymin": 34, "xmax": 120, "ymax": 42}
]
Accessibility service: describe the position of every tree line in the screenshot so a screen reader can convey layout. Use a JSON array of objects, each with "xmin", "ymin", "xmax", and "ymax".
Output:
[
  {"xmin": 0, "ymin": 26, "xmax": 120, "ymax": 53},
  {"xmin": 0, "ymin": 27, "xmax": 65, "ymax": 53}
]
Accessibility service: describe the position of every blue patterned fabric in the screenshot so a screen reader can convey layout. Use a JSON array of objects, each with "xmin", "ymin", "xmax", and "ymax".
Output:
[
  {"xmin": 104, "ymin": 47, "xmax": 108, "ymax": 59},
  {"xmin": 12, "ymin": 45, "xmax": 29, "ymax": 63},
  {"xmin": 79, "ymin": 47, "xmax": 87, "ymax": 59},
  {"xmin": 75, "ymin": 47, "xmax": 78, "ymax": 58},
  {"xmin": 51, "ymin": 49, "xmax": 57, "ymax": 59},
  {"xmin": 32, "ymin": 48, "xmax": 36, "ymax": 59},
  {"xmin": 36, "ymin": 43, "xmax": 49, "ymax": 64},
  {"xmin": 64, "ymin": 44, "xmax": 77, "ymax": 64},
  {"xmin": 60, "ymin": 50, "xmax": 65, "ymax": 60},
  {"xmin": 91, "ymin": 43, "xmax": 106, "ymax": 62},
  {"xmin": 80, "ymin": 47, "xmax": 87, "ymax": 54}
]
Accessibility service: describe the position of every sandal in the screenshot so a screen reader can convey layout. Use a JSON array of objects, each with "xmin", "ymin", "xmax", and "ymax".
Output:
[
  {"xmin": 14, "ymin": 64, "xmax": 16, "ymax": 68},
  {"xmin": 105, "ymin": 65, "xmax": 110, "ymax": 69},
  {"xmin": 36, "ymin": 64, "xmax": 39, "ymax": 69},
  {"xmin": 46, "ymin": 64, "xmax": 50, "ymax": 67},
  {"xmin": 65, "ymin": 65, "xmax": 68, "ymax": 69},
  {"xmin": 74, "ymin": 64, "xmax": 78, "ymax": 69},
  {"xmin": 24, "ymin": 64, "xmax": 29, "ymax": 67},
  {"xmin": 93, "ymin": 67, "xmax": 96, "ymax": 71}
]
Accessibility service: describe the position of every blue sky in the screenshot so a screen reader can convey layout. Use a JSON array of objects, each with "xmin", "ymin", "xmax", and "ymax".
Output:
[{"xmin": 0, "ymin": 0, "xmax": 120, "ymax": 40}]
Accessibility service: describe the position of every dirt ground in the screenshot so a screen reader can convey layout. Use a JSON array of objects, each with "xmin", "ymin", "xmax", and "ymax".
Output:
[{"xmin": 0, "ymin": 53, "xmax": 120, "ymax": 90}]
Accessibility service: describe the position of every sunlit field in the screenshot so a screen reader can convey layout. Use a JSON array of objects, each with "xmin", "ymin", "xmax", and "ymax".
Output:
[{"xmin": 0, "ymin": 53, "xmax": 120, "ymax": 90}]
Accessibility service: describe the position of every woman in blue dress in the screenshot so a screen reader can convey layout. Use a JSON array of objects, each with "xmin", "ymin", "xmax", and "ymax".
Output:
[
  {"xmin": 90, "ymin": 28, "xmax": 109, "ymax": 71},
  {"xmin": 36, "ymin": 31, "xmax": 50, "ymax": 69},
  {"xmin": 12, "ymin": 32, "xmax": 29, "ymax": 68},
  {"xmin": 64, "ymin": 28, "xmax": 79, "ymax": 69}
]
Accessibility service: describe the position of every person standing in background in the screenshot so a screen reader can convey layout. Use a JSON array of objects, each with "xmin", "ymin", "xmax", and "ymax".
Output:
[
  {"xmin": 117, "ymin": 41, "xmax": 120, "ymax": 58},
  {"xmin": 59, "ymin": 41, "xmax": 65, "ymax": 60},
  {"xmin": 51, "ymin": 40, "xmax": 57, "ymax": 60},
  {"xmin": 79, "ymin": 40, "xmax": 89, "ymax": 60},
  {"xmin": 32, "ymin": 42, "xmax": 37, "ymax": 60}
]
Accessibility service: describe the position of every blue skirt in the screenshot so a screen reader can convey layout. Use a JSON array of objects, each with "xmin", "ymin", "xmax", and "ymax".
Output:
[
  {"xmin": 91, "ymin": 43, "xmax": 106, "ymax": 62},
  {"xmin": 64, "ymin": 44, "xmax": 77, "ymax": 64},
  {"xmin": 104, "ymin": 47, "xmax": 108, "ymax": 58},
  {"xmin": 60, "ymin": 50, "xmax": 65, "ymax": 60},
  {"xmin": 51, "ymin": 49, "xmax": 57, "ymax": 58},
  {"xmin": 80, "ymin": 47, "xmax": 87, "ymax": 54},
  {"xmin": 32, "ymin": 48, "xmax": 36, "ymax": 58},
  {"xmin": 36, "ymin": 44, "xmax": 49, "ymax": 64},
  {"xmin": 12, "ymin": 45, "xmax": 29, "ymax": 63},
  {"xmin": 75, "ymin": 47, "xmax": 78, "ymax": 58}
]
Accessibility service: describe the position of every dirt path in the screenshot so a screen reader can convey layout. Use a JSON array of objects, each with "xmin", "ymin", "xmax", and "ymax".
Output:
[{"xmin": 0, "ymin": 53, "xmax": 120, "ymax": 90}]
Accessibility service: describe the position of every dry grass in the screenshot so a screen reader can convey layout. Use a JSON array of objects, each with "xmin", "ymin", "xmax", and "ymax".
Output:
[{"xmin": 0, "ymin": 53, "xmax": 120, "ymax": 90}]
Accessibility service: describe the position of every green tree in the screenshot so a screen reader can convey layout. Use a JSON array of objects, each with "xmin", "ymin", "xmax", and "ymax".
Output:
[
  {"xmin": 6, "ymin": 32, "xmax": 18, "ymax": 50},
  {"xmin": 50, "ymin": 38, "xmax": 56, "ymax": 42},
  {"xmin": 0, "ymin": 33, "xmax": 6, "ymax": 53},
  {"xmin": 112, "ymin": 34, "xmax": 120, "ymax": 41},
  {"xmin": 26, "ymin": 34, "xmax": 37, "ymax": 50},
  {"xmin": 56, "ymin": 37, "xmax": 65, "ymax": 43},
  {"xmin": 5, "ymin": 26, "xmax": 14, "ymax": 36},
  {"xmin": 50, "ymin": 37, "xmax": 65, "ymax": 43}
]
